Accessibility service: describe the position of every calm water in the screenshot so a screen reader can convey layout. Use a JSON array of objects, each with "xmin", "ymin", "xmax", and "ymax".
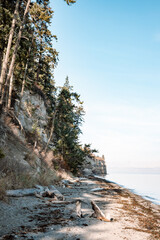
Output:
[{"xmin": 106, "ymin": 171, "xmax": 160, "ymax": 205}]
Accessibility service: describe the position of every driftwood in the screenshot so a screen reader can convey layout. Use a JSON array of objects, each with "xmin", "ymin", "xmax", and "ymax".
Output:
[
  {"xmin": 6, "ymin": 188, "xmax": 42, "ymax": 197},
  {"xmin": 90, "ymin": 188, "xmax": 106, "ymax": 192},
  {"xmin": 91, "ymin": 201, "xmax": 113, "ymax": 222},
  {"xmin": 48, "ymin": 185, "xmax": 64, "ymax": 201},
  {"xmin": 65, "ymin": 200, "xmax": 83, "ymax": 218},
  {"xmin": 75, "ymin": 200, "xmax": 82, "ymax": 217},
  {"xmin": 41, "ymin": 190, "xmax": 56, "ymax": 198},
  {"xmin": 35, "ymin": 186, "xmax": 64, "ymax": 200},
  {"xmin": 6, "ymin": 185, "xmax": 64, "ymax": 201},
  {"xmin": 35, "ymin": 185, "xmax": 44, "ymax": 191}
]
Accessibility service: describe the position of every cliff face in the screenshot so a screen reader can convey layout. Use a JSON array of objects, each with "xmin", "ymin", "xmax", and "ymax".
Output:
[
  {"xmin": 82, "ymin": 155, "xmax": 107, "ymax": 176},
  {"xmin": 0, "ymin": 90, "xmax": 51, "ymax": 177},
  {"xmin": 14, "ymin": 90, "xmax": 49, "ymax": 144},
  {"xmin": 0, "ymin": 90, "xmax": 107, "ymax": 178}
]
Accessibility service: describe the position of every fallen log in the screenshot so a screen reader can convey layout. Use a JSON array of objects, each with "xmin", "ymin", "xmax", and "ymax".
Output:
[
  {"xmin": 6, "ymin": 188, "xmax": 42, "ymax": 197},
  {"xmin": 91, "ymin": 201, "xmax": 113, "ymax": 222}
]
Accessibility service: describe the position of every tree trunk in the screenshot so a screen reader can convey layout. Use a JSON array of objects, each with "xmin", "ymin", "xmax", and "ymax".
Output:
[
  {"xmin": 0, "ymin": 0, "xmax": 20, "ymax": 94},
  {"xmin": 44, "ymin": 101, "xmax": 58, "ymax": 153},
  {"xmin": 7, "ymin": 73, "xmax": 13, "ymax": 109},
  {"xmin": 0, "ymin": 0, "xmax": 31, "ymax": 107},
  {"xmin": 16, "ymin": 34, "xmax": 34, "ymax": 114}
]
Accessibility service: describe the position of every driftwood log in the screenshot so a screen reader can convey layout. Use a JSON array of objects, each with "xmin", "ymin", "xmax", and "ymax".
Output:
[
  {"xmin": 48, "ymin": 185, "xmax": 64, "ymax": 201},
  {"xmin": 91, "ymin": 201, "xmax": 113, "ymax": 222},
  {"xmin": 6, "ymin": 185, "xmax": 64, "ymax": 201},
  {"xmin": 6, "ymin": 188, "xmax": 42, "ymax": 197}
]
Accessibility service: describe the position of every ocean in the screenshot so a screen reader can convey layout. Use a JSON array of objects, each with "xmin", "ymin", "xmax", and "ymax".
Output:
[{"xmin": 105, "ymin": 168, "xmax": 160, "ymax": 205}]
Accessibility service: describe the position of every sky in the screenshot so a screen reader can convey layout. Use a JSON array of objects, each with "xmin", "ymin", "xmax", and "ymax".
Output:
[{"xmin": 50, "ymin": 0, "xmax": 160, "ymax": 170}]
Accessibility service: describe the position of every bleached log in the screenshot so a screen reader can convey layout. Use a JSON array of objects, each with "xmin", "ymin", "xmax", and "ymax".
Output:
[
  {"xmin": 6, "ymin": 188, "xmax": 42, "ymax": 197},
  {"xmin": 35, "ymin": 185, "xmax": 45, "ymax": 191},
  {"xmin": 76, "ymin": 200, "xmax": 82, "ymax": 217},
  {"xmin": 7, "ymin": 185, "xmax": 64, "ymax": 201},
  {"xmin": 48, "ymin": 185, "xmax": 64, "ymax": 201},
  {"xmin": 91, "ymin": 201, "xmax": 113, "ymax": 222},
  {"xmin": 90, "ymin": 188, "xmax": 106, "ymax": 192}
]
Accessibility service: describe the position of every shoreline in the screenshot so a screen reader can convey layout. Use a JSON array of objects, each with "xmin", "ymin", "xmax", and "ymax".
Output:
[
  {"xmin": 0, "ymin": 176, "xmax": 160, "ymax": 239},
  {"xmin": 104, "ymin": 172, "xmax": 160, "ymax": 206}
]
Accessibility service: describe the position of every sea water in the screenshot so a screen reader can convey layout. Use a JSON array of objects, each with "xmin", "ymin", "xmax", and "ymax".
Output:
[{"xmin": 105, "ymin": 169, "xmax": 160, "ymax": 205}]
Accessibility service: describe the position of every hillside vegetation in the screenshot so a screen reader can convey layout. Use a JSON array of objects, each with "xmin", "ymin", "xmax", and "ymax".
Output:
[{"xmin": 0, "ymin": 0, "xmax": 98, "ymax": 193}]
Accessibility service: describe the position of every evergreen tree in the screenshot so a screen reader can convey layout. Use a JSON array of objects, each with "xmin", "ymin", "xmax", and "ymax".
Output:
[
  {"xmin": 54, "ymin": 77, "xmax": 85, "ymax": 173},
  {"xmin": 0, "ymin": 0, "xmax": 20, "ymax": 93},
  {"xmin": 30, "ymin": 1, "xmax": 58, "ymax": 85}
]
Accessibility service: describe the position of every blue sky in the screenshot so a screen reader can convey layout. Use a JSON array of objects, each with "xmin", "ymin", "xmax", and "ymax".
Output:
[{"xmin": 50, "ymin": 0, "xmax": 160, "ymax": 170}]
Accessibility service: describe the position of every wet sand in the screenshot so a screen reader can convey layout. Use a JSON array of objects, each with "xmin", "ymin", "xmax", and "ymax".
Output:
[{"xmin": 0, "ymin": 176, "xmax": 159, "ymax": 240}]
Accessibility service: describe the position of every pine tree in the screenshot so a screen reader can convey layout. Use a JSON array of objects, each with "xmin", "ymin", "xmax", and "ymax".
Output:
[
  {"xmin": 54, "ymin": 77, "xmax": 85, "ymax": 173},
  {"xmin": 0, "ymin": 0, "xmax": 31, "ymax": 108},
  {"xmin": 30, "ymin": 1, "xmax": 58, "ymax": 91},
  {"xmin": 0, "ymin": 0, "xmax": 20, "ymax": 94}
]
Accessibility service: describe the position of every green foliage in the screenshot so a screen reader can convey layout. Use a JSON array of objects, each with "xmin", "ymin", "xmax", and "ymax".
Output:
[
  {"xmin": 83, "ymin": 143, "xmax": 98, "ymax": 158},
  {"xmin": 0, "ymin": 0, "xmax": 58, "ymax": 111},
  {"xmin": 54, "ymin": 77, "xmax": 85, "ymax": 173}
]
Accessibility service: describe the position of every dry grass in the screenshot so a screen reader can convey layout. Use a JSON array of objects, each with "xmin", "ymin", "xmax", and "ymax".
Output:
[
  {"xmin": 0, "ymin": 172, "xmax": 36, "ymax": 191},
  {"xmin": 37, "ymin": 167, "xmax": 61, "ymax": 186},
  {"xmin": 0, "ymin": 180, "xmax": 8, "ymax": 202},
  {"xmin": 0, "ymin": 167, "xmax": 62, "ymax": 202},
  {"xmin": 57, "ymin": 169, "xmax": 73, "ymax": 180}
]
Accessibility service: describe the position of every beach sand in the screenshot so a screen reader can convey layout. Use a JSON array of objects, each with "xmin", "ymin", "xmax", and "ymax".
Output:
[{"xmin": 0, "ymin": 176, "xmax": 159, "ymax": 239}]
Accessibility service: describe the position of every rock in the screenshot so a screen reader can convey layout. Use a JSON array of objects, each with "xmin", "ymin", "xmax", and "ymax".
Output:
[{"xmin": 14, "ymin": 90, "xmax": 48, "ymax": 144}]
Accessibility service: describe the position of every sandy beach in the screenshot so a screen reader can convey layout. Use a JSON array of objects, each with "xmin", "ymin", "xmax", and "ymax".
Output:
[{"xmin": 0, "ymin": 176, "xmax": 159, "ymax": 240}]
